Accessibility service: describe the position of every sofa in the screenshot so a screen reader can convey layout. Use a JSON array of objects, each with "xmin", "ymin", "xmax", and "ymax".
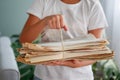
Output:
[{"xmin": 0, "ymin": 36, "xmax": 20, "ymax": 80}]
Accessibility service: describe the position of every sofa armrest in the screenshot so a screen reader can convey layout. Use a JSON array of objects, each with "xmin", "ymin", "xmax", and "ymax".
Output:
[{"xmin": 0, "ymin": 36, "xmax": 20, "ymax": 80}]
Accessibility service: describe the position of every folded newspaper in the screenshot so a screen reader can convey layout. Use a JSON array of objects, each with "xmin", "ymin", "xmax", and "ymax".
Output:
[{"xmin": 16, "ymin": 34, "xmax": 114, "ymax": 65}]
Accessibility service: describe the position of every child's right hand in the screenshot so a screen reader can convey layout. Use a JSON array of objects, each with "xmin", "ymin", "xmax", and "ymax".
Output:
[{"xmin": 43, "ymin": 14, "xmax": 68, "ymax": 30}]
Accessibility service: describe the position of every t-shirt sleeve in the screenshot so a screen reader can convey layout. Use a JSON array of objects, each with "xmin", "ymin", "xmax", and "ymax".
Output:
[
  {"xmin": 27, "ymin": 0, "xmax": 45, "ymax": 19},
  {"xmin": 88, "ymin": 1, "xmax": 108, "ymax": 30}
]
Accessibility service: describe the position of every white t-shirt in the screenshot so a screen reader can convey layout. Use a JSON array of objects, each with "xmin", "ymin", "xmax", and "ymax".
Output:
[{"xmin": 27, "ymin": 0, "xmax": 108, "ymax": 80}]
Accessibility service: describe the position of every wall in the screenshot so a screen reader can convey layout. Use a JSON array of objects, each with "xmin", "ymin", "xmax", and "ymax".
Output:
[
  {"xmin": 112, "ymin": 0, "xmax": 120, "ymax": 69},
  {"xmin": 0, "ymin": 0, "xmax": 33, "ymax": 37},
  {"xmin": 101, "ymin": 0, "xmax": 120, "ymax": 69},
  {"xmin": 100, "ymin": 0, "xmax": 115, "ymax": 48}
]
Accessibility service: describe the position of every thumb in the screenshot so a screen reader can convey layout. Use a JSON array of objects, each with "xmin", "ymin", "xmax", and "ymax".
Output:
[
  {"xmin": 72, "ymin": 59, "xmax": 80, "ymax": 64},
  {"xmin": 63, "ymin": 26, "xmax": 68, "ymax": 31}
]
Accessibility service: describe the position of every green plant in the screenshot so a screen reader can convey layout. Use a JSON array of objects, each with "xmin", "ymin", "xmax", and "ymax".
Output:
[{"xmin": 92, "ymin": 60, "xmax": 120, "ymax": 80}]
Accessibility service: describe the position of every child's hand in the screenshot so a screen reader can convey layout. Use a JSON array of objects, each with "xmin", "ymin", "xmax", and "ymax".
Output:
[
  {"xmin": 43, "ymin": 14, "xmax": 67, "ymax": 30},
  {"xmin": 42, "ymin": 59, "xmax": 96, "ymax": 68}
]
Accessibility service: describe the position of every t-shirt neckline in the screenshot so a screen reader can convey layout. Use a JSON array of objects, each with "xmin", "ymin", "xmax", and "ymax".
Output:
[{"xmin": 58, "ymin": 0, "xmax": 82, "ymax": 7}]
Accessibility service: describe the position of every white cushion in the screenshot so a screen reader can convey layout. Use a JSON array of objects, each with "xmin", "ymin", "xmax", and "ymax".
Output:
[{"xmin": 0, "ymin": 36, "xmax": 20, "ymax": 80}]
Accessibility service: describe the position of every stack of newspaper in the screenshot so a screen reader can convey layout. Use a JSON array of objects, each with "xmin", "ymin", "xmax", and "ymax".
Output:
[{"xmin": 16, "ymin": 34, "xmax": 114, "ymax": 65}]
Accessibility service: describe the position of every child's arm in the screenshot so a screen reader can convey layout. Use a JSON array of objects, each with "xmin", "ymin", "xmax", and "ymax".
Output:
[{"xmin": 19, "ymin": 14, "xmax": 67, "ymax": 43}]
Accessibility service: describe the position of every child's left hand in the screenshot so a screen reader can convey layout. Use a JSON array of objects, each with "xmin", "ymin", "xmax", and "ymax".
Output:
[{"xmin": 42, "ymin": 59, "xmax": 96, "ymax": 68}]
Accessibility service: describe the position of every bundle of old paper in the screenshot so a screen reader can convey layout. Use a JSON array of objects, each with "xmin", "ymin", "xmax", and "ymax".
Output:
[{"xmin": 16, "ymin": 34, "xmax": 114, "ymax": 65}]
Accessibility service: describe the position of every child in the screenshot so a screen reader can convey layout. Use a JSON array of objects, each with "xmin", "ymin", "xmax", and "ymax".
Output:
[{"xmin": 20, "ymin": 0, "xmax": 108, "ymax": 80}]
